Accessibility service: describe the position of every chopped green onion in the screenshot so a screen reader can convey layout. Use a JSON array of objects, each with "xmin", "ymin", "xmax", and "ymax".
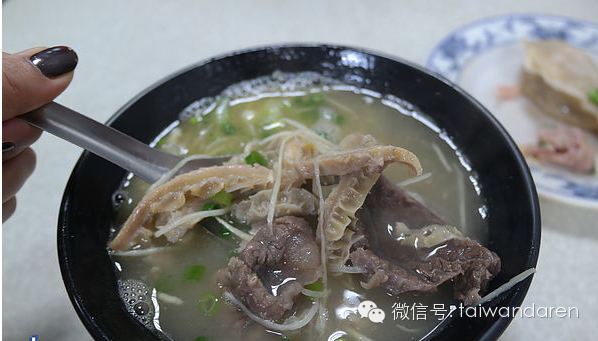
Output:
[
  {"xmin": 217, "ymin": 225, "xmax": 232, "ymax": 239},
  {"xmin": 316, "ymin": 130, "xmax": 330, "ymax": 140},
  {"xmin": 202, "ymin": 214, "xmax": 234, "ymax": 239},
  {"xmin": 211, "ymin": 190, "xmax": 233, "ymax": 207},
  {"xmin": 183, "ymin": 265, "xmax": 206, "ymax": 281},
  {"xmin": 155, "ymin": 137, "xmax": 167, "ymax": 147},
  {"xmin": 245, "ymin": 151, "xmax": 269, "ymax": 167},
  {"xmin": 202, "ymin": 203, "xmax": 221, "ymax": 211},
  {"xmin": 189, "ymin": 116, "xmax": 201, "ymax": 124},
  {"xmin": 195, "ymin": 337, "xmax": 208, "ymax": 341},
  {"xmin": 199, "ymin": 293, "xmax": 219, "ymax": 316},
  {"xmin": 589, "ymin": 89, "xmax": 598, "ymax": 107},
  {"xmin": 217, "ymin": 220, "xmax": 250, "ymax": 240},
  {"xmin": 154, "ymin": 275, "xmax": 174, "ymax": 293},
  {"xmin": 304, "ymin": 280, "xmax": 323, "ymax": 292},
  {"xmin": 221, "ymin": 122, "xmax": 236, "ymax": 134},
  {"xmin": 333, "ymin": 114, "xmax": 346, "ymax": 125},
  {"xmin": 303, "ymin": 280, "xmax": 323, "ymax": 301},
  {"xmin": 538, "ymin": 140, "xmax": 549, "ymax": 148}
]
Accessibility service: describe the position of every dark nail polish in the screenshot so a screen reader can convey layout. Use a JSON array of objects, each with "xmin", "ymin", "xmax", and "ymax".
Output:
[
  {"xmin": 2, "ymin": 142, "xmax": 15, "ymax": 152},
  {"xmin": 29, "ymin": 46, "xmax": 78, "ymax": 77}
]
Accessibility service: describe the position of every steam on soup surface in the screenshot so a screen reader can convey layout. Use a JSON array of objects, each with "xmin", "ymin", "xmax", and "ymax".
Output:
[{"xmin": 110, "ymin": 77, "xmax": 497, "ymax": 341}]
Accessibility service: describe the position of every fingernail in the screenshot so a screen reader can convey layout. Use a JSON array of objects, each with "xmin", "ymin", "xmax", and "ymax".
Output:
[
  {"xmin": 2, "ymin": 142, "xmax": 15, "ymax": 152},
  {"xmin": 29, "ymin": 46, "xmax": 78, "ymax": 77}
]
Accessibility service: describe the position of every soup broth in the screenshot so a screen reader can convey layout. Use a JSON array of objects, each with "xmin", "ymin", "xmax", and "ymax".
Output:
[{"xmin": 111, "ymin": 81, "xmax": 489, "ymax": 341}]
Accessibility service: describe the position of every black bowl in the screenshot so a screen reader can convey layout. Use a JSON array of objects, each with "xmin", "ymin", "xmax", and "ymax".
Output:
[{"xmin": 58, "ymin": 44, "xmax": 540, "ymax": 341}]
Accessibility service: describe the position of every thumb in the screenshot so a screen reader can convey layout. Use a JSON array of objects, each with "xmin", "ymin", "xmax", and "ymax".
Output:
[{"xmin": 2, "ymin": 46, "xmax": 78, "ymax": 120}]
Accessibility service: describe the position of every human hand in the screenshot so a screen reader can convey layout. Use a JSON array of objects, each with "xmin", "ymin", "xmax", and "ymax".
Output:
[{"xmin": 2, "ymin": 46, "xmax": 78, "ymax": 222}]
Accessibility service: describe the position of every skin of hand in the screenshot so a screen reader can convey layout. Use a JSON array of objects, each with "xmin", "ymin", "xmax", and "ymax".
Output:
[{"xmin": 2, "ymin": 46, "xmax": 78, "ymax": 222}]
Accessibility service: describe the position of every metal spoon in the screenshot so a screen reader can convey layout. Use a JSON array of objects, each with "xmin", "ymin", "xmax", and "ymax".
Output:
[{"xmin": 20, "ymin": 102, "xmax": 231, "ymax": 183}]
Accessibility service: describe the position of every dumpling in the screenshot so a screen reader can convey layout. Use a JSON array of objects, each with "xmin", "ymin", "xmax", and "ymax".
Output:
[{"xmin": 520, "ymin": 39, "xmax": 598, "ymax": 132}]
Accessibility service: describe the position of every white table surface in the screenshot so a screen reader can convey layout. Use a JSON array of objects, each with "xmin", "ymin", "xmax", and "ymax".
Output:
[{"xmin": 3, "ymin": 1, "xmax": 598, "ymax": 340}]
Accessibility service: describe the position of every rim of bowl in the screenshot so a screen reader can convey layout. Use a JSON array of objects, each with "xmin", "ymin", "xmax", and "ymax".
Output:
[{"xmin": 58, "ymin": 43, "xmax": 541, "ymax": 341}]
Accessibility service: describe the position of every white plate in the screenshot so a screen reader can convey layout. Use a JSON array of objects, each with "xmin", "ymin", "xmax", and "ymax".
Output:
[{"xmin": 427, "ymin": 14, "xmax": 598, "ymax": 208}]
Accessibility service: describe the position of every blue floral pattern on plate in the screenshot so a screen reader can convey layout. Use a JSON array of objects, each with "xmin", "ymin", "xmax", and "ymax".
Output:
[
  {"xmin": 426, "ymin": 14, "xmax": 598, "ymax": 207},
  {"xmin": 427, "ymin": 14, "xmax": 598, "ymax": 82}
]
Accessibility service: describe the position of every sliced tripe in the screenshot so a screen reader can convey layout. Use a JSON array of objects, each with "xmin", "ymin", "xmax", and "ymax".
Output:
[
  {"xmin": 233, "ymin": 188, "xmax": 318, "ymax": 223},
  {"xmin": 308, "ymin": 134, "xmax": 410, "ymax": 269},
  {"xmin": 110, "ymin": 165, "xmax": 273, "ymax": 251},
  {"xmin": 315, "ymin": 134, "xmax": 420, "ymax": 256},
  {"xmin": 284, "ymin": 145, "xmax": 422, "ymax": 186},
  {"xmin": 321, "ymin": 171, "xmax": 381, "ymax": 243}
]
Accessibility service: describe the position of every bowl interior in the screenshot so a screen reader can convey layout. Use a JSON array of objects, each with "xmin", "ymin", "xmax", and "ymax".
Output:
[{"xmin": 58, "ymin": 45, "xmax": 540, "ymax": 341}]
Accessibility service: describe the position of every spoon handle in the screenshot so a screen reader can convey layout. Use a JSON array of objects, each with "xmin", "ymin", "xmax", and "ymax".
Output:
[{"xmin": 20, "ymin": 102, "xmax": 181, "ymax": 183}]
